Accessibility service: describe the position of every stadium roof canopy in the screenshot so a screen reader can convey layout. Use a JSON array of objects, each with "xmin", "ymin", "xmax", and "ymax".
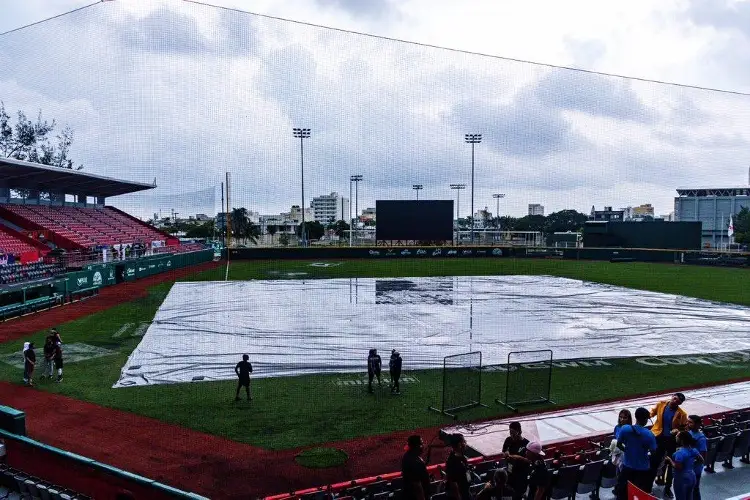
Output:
[{"xmin": 0, "ymin": 157, "xmax": 156, "ymax": 197}]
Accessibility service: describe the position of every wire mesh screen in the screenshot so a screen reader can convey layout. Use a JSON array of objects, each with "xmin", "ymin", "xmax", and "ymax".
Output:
[
  {"xmin": 2, "ymin": 0, "xmax": 750, "ymax": 497},
  {"xmin": 439, "ymin": 351, "xmax": 483, "ymax": 416},
  {"xmin": 499, "ymin": 350, "xmax": 554, "ymax": 411}
]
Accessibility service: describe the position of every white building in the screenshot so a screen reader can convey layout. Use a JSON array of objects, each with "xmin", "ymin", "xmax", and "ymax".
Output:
[
  {"xmin": 360, "ymin": 207, "xmax": 376, "ymax": 222},
  {"xmin": 528, "ymin": 204, "xmax": 545, "ymax": 216},
  {"xmin": 311, "ymin": 192, "xmax": 350, "ymax": 224}
]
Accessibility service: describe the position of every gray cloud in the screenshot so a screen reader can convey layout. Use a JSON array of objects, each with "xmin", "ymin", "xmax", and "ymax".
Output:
[
  {"xmin": 688, "ymin": 0, "xmax": 750, "ymax": 35},
  {"xmin": 316, "ymin": 0, "xmax": 398, "ymax": 21},
  {"xmin": 564, "ymin": 37, "xmax": 607, "ymax": 68},
  {"xmin": 120, "ymin": 4, "xmax": 258, "ymax": 56},
  {"xmin": 534, "ymin": 70, "xmax": 656, "ymax": 123}
]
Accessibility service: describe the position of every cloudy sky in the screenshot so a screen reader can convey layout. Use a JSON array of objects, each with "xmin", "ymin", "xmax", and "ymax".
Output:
[{"xmin": 1, "ymin": 0, "xmax": 749, "ymax": 220}]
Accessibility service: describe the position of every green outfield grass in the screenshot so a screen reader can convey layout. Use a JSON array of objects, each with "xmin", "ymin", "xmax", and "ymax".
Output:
[{"xmin": 1, "ymin": 258, "xmax": 750, "ymax": 451}]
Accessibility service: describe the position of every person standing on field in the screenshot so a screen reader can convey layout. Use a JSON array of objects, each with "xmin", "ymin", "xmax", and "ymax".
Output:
[
  {"xmin": 389, "ymin": 350, "xmax": 402, "ymax": 395},
  {"xmin": 234, "ymin": 354, "xmax": 253, "ymax": 401},
  {"xmin": 53, "ymin": 341, "xmax": 64, "ymax": 383},
  {"xmin": 43, "ymin": 337, "xmax": 55, "ymax": 380},
  {"xmin": 23, "ymin": 342, "xmax": 36, "ymax": 386},
  {"xmin": 367, "ymin": 348, "xmax": 382, "ymax": 393}
]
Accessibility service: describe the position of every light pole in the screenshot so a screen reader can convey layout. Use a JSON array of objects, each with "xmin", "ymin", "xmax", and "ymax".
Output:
[
  {"xmin": 293, "ymin": 128, "xmax": 310, "ymax": 246},
  {"xmin": 493, "ymin": 193, "xmax": 505, "ymax": 240},
  {"xmin": 413, "ymin": 184, "xmax": 423, "ymax": 200},
  {"xmin": 450, "ymin": 183, "xmax": 466, "ymax": 242},
  {"xmin": 465, "ymin": 133, "xmax": 482, "ymax": 244},
  {"xmin": 450, "ymin": 184, "xmax": 466, "ymax": 221},
  {"xmin": 350, "ymin": 174, "xmax": 362, "ymax": 247}
]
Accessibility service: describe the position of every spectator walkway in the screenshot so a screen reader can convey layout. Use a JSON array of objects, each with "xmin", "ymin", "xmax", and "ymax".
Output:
[{"xmin": 445, "ymin": 381, "xmax": 750, "ymax": 457}]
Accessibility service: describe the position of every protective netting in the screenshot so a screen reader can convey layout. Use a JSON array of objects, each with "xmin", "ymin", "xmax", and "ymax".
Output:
[
  {"xmin": 501, "ymin": 350, "xmax": 554, "ymax": 410},
  {"xmin": 3, "ymin": 3, "xmax": 750, "ymax": 488},
  {"xmin": 440, "ymin": 351, "xmax": 483, "ymax": 415}
]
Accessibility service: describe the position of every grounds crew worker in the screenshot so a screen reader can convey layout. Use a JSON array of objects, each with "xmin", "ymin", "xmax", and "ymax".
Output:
[
  {"xmin": 367, "ymin": 349, "xmax": 382, "ymax": 393},
  {"xmin": 389, "ymin": 350, "xmax": 402, "ymax": 395}
]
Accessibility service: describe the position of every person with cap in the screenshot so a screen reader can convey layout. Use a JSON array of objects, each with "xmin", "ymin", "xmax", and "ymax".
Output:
[
  {"xmin": 687, "ymin": 415, "xmax": 708, "ymax": 500},
  {"xmin": 650, "ymin": 392, "xmax": 689, "ymax": 498},
  {"xmin": 389, "ymin": 349, "xmax": 402, "ymax": 395},
  {"xmin": 401, "ymin": 435, "xmax": 431, "ymax": 500},
  {"xmin": 445, "ymin": 433, "xmax": 472, "ymax": 500},
  {"xmin": 615, "ymin": 407, "xmax": 657, "ymax": 499},
  {"xmin": 505, "ymin": 440, "xmax": 548, "ymax": 500},
  {"xmin": 22, "ymin": 341, "xmax": 36, "ymax": 386},
  {"xmin": 367, "ymin": 348, "xmax": 382, "ymax": 393},
  {"xmin": 524, "ymin": 441, "xmax": 550, "ymax": 500}
]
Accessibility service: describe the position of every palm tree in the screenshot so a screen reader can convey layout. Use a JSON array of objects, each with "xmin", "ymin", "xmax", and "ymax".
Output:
[{"xmin": 267, "ymin": 224, "xmax": 278, "ymax": 245}]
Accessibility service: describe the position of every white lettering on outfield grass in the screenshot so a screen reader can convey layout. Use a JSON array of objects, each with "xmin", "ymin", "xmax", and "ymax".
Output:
[
  {"xmin": 635, "ymin": 351, "xmax": 750, "ymax": 368},
  {"xmin": 484, "ymin": 359, "xmax": 613, "ymax": 371},
  {"xmin": 334, "ymin": 375, "xmax": 420, "ymax": 386},
  {"xmin": 112, "ymin": 323, "xmax": 134, "ymax": 338},
  {"xmin": 112, "ymin": 323, "xmax": 149, "ymax": 339},
  {"xmin": 1, "ymin": 343, "xmax": 116, "ymax": 369}
]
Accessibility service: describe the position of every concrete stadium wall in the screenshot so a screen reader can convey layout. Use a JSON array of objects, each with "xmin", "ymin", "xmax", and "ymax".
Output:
[{"xmin": 0, "ymin": 413, "xmax": 206, "ymax": 499}]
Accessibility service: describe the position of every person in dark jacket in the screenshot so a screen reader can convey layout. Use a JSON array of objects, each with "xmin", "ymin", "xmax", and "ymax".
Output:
[
  {"xmin": 389, "ymin": 350, "xmax": 403, "ymax": 395},
  {"xmin": 23, "ymin": 342, "xmax": 36, "ymax": 386},
  {"xmin": 234, "ymin": 354, "xmax": 253, "ymax": 401},
  {"xmin": 367, "ymin": 349, "xmax": 382, "ymax": 393}
]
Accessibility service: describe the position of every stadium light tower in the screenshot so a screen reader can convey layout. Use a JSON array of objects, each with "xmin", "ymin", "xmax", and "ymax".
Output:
[
  {"xmin": 413, "ymin": 184, "xmax": 423, "ymax": 200},
  {"xmin": 350, "ymin": 174, "xmax": 363, "ymax": 247},
  {"xmin": 450, "ymin": 183, "xmax": 466, "ymax": 222},
  {"xmin": 492, "ymin": 193, "xmax": 505, "ymax": 219},
  {"xmin": 465, "ymin": 133, "xmax": 482, "ymax": 244},
  {"xmin": 293, "ymin": 128, "xmax": 311, "ymax": 247}
]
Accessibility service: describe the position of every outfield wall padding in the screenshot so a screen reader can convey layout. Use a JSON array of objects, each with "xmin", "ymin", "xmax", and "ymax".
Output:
[{"xmin": 226, "ymin": 245, "xmax": 750, "ymax": 268}]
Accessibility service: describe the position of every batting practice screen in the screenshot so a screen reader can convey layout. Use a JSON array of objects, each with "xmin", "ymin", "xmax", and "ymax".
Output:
[
  {"xmin": 429, "ymin": 351, "xmax": 483, "ymax": 418},
  {"xmin": 497, "ymin": 350, "xmax": 554, "ymax": 412},
  {"xmin": 375, "ymin": 200, "xmax": 453, "ymax": 241}
]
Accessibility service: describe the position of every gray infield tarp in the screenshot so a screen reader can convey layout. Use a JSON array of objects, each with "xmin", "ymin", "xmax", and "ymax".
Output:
[{"xmin": 114, "ymin": 276, "xmax": 750, "ymax": 387}]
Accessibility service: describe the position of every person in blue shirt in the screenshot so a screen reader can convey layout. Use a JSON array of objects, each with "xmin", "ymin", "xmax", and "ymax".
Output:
[
  {"xmin": 687, "ymin": 415, "xmax": 708, "ymax": 500},
  {"xmin": 615, "ymin": 407, "xmax": 657, "ymax": 499},
  {"xmin": 615, "ymin": 409, "xmax": 633, "ymax": 439},
  {"xmin": 665, "ymin": 431, "xmax": 702, "ymax": 500}
]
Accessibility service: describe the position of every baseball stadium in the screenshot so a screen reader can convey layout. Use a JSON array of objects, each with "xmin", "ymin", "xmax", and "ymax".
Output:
[{"xmin": 2, "ymin": 2, "xmax": 750, "ymax": 500}]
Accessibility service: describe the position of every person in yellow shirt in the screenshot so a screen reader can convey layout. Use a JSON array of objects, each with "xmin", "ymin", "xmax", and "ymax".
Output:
[{"xmin": 648, "ymin": 392, "xmax": 688, "ymax": 498}]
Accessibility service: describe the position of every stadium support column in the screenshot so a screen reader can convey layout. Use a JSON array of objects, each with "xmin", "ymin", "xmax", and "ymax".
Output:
[
  {"xmin": 465, "ymin": 134, "xmax": 482, "ymax": 244},
  {"xmin": 293, "ymin": 128, "xmax": 311, "ymax": 247},
  {"xmin": 351, "ymin": 175, "xmax": 362, "ymax": 246}
]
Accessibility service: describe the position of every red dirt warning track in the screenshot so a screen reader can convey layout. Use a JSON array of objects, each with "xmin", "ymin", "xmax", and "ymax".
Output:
[{"xmin": 0, "ymin": 382, "xmax": 435, "ymax": 499}]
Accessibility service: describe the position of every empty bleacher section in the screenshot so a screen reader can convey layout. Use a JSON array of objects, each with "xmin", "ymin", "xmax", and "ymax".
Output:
[
  {"xmin": 0, "ymin": 464, "xmax": 90, "ymax": 500},
  {"xmin": 0, "ymin": 158, "xmax": 214, "ymax": 321},
  {"xmin": 0, "ymin": 204, "xmax": 169, "ymax": 250},
  {"xmin": 0, "ymin": 262, "xmax": 63, "ymax": 286}
]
